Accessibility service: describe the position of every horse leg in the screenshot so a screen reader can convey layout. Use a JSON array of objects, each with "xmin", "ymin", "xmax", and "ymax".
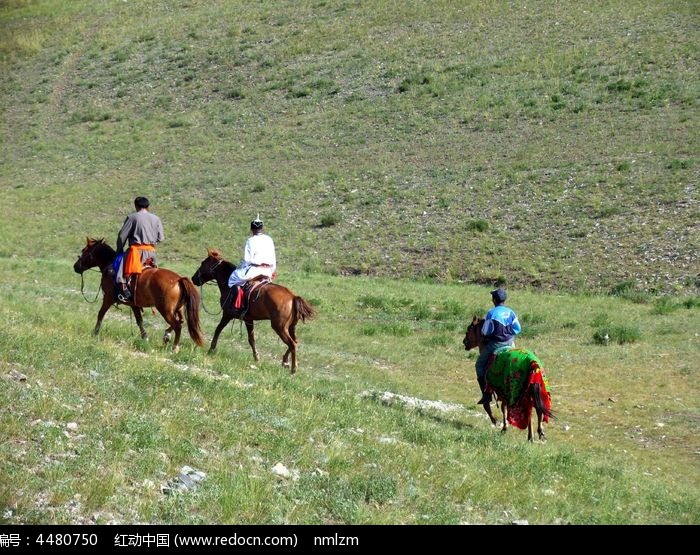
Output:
[
  {"xmin": 245, "ymin": 321, "xmax": 259, "ymax": 362},
  {"xmin": 534, "ymin": 393, "xmax": 546, "ymax": 441},
  {"xmin": 537, "ymin": 409, "xmax": 545, "ymax": 441},
  {"xmin": 282, "ymin": 324, "xmax": 298, "ymax": 368},
  {"xmin": 289, "ymin": 342, "xmax": 297, "ymax": 375},
  {"xmin": 483, "ymin": 401, "xmax": 497, "ymax": 426},
  {"xmin": 163, "ymin": 326, "xmax": 172, "ymax": 345},
  {"xmin": 93, "ymin": 297, "xmax": 112, "ymax": 336},
  {"xmin": 281, "ymin": 335, "xmax": 293, "ymax": 368},
  {"xmin": 209, "ymin": 314, "xmax": 234, "ymax": 353},
  {"xmin": 157, "ymin": 307, "xmax": 182, "ymax": 352},
  {"xmin": 532, "ymin": 383, "xmax": 547, "ymax": 441},
  {"xmin": 162, "ymin": 324, "xmax": 181, "ymax": 351},
  {"xmin": 131, "ymin": 307, "xmax": 148, "ymax": 339},
  {"xmin": 171, "ymin": 308, "xmax": 184, "ymax": 351},
  {"xmin": 501, "ymin": 401, "xmax": 508, "ymax": 434},
  {"xmin": 272, "ymin": 321, "xmax": 296, "ymax": 374},
  {"xmin": 527, "ymin": 390, "xmax": 535, "ymax": 442}
]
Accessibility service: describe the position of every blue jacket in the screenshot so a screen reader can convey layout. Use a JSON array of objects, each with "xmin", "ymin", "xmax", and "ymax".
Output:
[{"xmin": 482, "ymin": 305, "xmax": 521, "ymax": 344}]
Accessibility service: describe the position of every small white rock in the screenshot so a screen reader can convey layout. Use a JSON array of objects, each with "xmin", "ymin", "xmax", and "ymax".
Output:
[{"xmin": 271, "ymin": 462, "xmax": 292, "ymax": 479}]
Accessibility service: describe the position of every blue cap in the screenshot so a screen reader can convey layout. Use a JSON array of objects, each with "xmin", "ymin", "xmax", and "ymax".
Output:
[{"xmin": 491, "ymin": 288, "xmax": 507, "ymax": 303}]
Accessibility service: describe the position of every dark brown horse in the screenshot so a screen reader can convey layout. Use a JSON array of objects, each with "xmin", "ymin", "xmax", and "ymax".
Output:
[
  {"xmin": 191, "ymin": 249, "xmax": 315, "ymax": 374},
  {"xmin": 73, "ymin": 238, "xmax": 204, "ymax": 350},
  {"xmin": 463, "ymin": 316, "xmax": 552, "ymax": 441}
]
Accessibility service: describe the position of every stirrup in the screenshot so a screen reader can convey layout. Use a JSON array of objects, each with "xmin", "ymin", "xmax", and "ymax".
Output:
[{"xmin": 117, "ymin": 286, "xmax": 131, "ymax": 303}]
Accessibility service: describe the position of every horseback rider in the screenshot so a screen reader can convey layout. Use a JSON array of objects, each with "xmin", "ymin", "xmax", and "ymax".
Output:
[
  {"xmin": 475, "ymin": 287, "xmax": 522, "ymax": 405},
  {"xmin": 227, "ymin": 216, "xmax": 276, "ymax": 310},
  {"xmin": 114, "ymin": 196, "xmax": 164, "ymax": 302}
]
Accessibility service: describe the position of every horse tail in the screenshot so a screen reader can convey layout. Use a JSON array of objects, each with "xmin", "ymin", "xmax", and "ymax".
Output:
[
  {"xmin": 179, "ymin": 277, "xmax": 205, "ymax": 347},
  {"xmin": 293, "ymin": 296, "xmax": 316, "ymax": 323},
  {"xmin": 531, "ymin": 382, "xmax": 554, "ymax": 419}
]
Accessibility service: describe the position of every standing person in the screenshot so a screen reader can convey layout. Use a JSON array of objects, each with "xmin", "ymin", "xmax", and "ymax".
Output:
[
  {"xmin": 475, "ymin": 287, "xmax": 522, "ymax": 404},
  {"xmin": 115, "ymin": 196, "xmax": 164, "ymax": 302},
  {"xmin": 228, "ymin": 215, "xmax": 276, "ymax": 310}
]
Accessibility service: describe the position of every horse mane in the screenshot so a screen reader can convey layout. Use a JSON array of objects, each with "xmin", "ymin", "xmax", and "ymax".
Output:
[
  {"xmin": 86, "ymin": 237, "xmax": 115, "ymax": 257},
  {"xmin": 207, "ymin": 248, "xmax": 224, "ymax": 261}
]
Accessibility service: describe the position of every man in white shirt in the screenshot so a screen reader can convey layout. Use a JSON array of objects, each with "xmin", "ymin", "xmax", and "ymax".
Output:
[{"xmin": 228, "ymin": 216, "xmax": 276, "ymax": 310}]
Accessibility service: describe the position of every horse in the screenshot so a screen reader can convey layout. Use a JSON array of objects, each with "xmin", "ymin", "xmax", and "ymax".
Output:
[
  {"xmin": 191, "ymin": 249, "xmax": 315, "ymax": 374},
  {"xmin": 73, "ymin": 237, "xmax": 204, "ymax": 351},
  {"xmin": 463, "ymin": 316, "xmax": 553, "ymax": 441}
]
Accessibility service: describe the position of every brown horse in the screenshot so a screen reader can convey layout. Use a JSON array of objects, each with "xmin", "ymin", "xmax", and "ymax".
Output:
[
  {"xmin": 191, "ymin": 249, "xmax": 315, "ymax": 374},
  {"xmin": 73, "ymin": 238, "xmax": 204, "ymax": 350},
  {"xmin": 463, "ymin": 316, "xmax": 552, "ymax": 441}
]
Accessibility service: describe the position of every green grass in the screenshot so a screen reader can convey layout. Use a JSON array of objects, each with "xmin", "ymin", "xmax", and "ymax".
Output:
[
  {"xmin": 1, "ymin": 0, "xmax": 697, "ymax": 293},
  {"xmin": 0, "ymin": 258, "xmax": 698, "ymax": 524},
  {"xmin": 0, "ymin": 0, "xmax": 698, "ymax": 524}
]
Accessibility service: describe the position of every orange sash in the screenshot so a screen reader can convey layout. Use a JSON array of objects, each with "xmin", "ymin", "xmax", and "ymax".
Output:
[{"xmin": 124, "ymin": 244, "xmax": 156, "ymax": 276}]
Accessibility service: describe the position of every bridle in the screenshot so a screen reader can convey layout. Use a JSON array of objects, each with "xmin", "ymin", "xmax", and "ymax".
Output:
[
  {"xmin": 196, "ymin": 257, "xmax": 229, "ymax": 316},
  {"xmin": 76, "ymin": 248, "xmax": 102, "ymax": 303},
  {"xmin": 464, "ymin": 320, "xmax": 483, "ymax": 351},
  {"xmin": 193, "ymin": 257, "xmax": 223, "ymax": 285}
]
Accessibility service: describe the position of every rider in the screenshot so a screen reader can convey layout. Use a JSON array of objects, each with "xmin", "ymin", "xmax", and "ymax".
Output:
[
  {"xmin": 228, "ymin": 215, "xmax": 276, "ymax": 310},
  {"xmin": 115, "ymin": 196, "xmax": 164, "ymax": 302},
  {"xmin": 475, "ymin": 287, "xmax": 522, "ymax": 405}
]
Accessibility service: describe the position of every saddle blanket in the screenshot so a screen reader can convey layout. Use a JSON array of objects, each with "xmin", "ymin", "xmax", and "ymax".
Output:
[{"xmin": 487, "ymin": 347, "xmax": 552, "ymax": 429}]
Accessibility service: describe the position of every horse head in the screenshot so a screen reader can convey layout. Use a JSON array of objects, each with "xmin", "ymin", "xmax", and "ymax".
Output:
[
  {"xmin": 463, "ymin": 316, "xmax": 484, "ymax": 351},
  {"xmin": 191, "ymin": 248, "xmax": 225, "ymax": 286},
  {"xmin": 74, "ymin": 237, "xmax": 110, "ymax": 273}
]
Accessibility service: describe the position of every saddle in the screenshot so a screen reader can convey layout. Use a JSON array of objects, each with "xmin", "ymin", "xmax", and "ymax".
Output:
[
  {"xmin": 230, "ymin": 277, "xmax": 270, "ymax": 316},
  {"xmin": 112, "ymin": 252, "xmax": 157, "ymax": 304}
]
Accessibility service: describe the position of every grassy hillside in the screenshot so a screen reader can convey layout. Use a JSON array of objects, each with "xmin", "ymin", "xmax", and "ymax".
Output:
[
  {"xmin": 0, "ymin": 0, "xmax": 698, "ymax": 524},
  {"xmin": 0, "ymin": 257, "xmax": 698, "ymax": 524},
  {"xmin": 1, "ymin": 0, "xmax": 697, "ymax": 293}
]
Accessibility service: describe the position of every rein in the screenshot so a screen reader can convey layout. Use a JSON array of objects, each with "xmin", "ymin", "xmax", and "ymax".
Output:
[
  {"xmin": 196, "ymin": 258, "xmax": 229, "ymax": 316},
  {"xmin": 199, "ymin": 281, "xmax": 229, "ymax": 316},
  {"xmin": 79, "ymin": 268, "xmax": 103, "ymax": 303}
]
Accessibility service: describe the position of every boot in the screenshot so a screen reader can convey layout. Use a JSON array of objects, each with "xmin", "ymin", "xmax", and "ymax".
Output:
[
  {"xmin": 117, "ymin": 282, "xmax": 131, "ymax": 303},
  {"xmin": 477, "ymin": 376, "xmax": 492, "ymax": 405}
]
